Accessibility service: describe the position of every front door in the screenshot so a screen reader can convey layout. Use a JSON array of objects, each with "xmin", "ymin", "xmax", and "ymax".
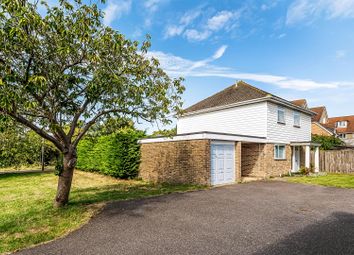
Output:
[{"xmin": 292, "ymin": 146, "xmax": 300, "ymax": 172}]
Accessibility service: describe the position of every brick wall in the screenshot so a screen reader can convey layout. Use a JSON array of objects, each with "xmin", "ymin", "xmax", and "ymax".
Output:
[
  {"xmin": 139, "ymin": 139, "xmax": 211, "ymax": 185},
  {"xmin": 311, "ymin": 123, "xmax": 332, "ymax": 136},
  {"xmin": 241, "ymin": 143, "xmax": 291, "ymax": 177}
]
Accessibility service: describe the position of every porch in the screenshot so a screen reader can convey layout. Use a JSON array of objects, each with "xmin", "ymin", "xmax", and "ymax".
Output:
[{"xmin": 291, "ymin": 142, "xmax": 321, "ymax": 173}]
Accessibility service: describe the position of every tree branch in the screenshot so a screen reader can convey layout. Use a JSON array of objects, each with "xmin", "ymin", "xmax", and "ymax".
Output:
[
  {"xmin": 67, "ymin": 98, "xmax": 90, "ymax": 140},
  {"xmin": 5, "ymin": 110, "xmax": 64, "ymax": 152}
]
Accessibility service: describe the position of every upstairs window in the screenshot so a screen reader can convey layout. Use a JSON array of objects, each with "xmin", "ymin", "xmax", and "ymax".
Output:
[
  {"xmin": 277, "ymin": 106, "xmax": 285, "ymax": 124},
  {"xmin": 336, "ymin": 121, "xmax": 347, "ymax": 128},
  {"xmin": 274, "ymin": 145, "xmax": 286, "ymax": 160},
  {"xmin": 293, "ymin": 111, "xmax": 300, "ymax": 127}
]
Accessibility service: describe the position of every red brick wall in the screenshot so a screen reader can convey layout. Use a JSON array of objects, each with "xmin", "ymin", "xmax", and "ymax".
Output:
[
  {"xmin": 139, "ymin": 140, "xmax": 211, "ymax": 185},
  {"xmin": 241, "ymin": 143, "xmax": 291, "ymax": 177}
]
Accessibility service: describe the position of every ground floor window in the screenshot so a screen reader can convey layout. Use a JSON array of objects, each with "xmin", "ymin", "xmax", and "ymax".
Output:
[{"xmin": 274, "ymin": 144, "xmax": 286, "ymax": 159}]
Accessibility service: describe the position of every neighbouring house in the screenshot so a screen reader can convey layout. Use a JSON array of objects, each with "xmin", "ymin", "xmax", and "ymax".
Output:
[
  {"xmin": 139, "ymin": 81, "xmax": 321, "ymax": 186},
  {"xmin": 326, "ymin": 116, "xmax": 354, "ymax": 146}
]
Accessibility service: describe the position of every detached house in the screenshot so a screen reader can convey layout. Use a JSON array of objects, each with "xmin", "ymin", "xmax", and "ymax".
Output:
[{"xmin": 139, "ymin": 81, "xmax": 320, "ymax": 186}]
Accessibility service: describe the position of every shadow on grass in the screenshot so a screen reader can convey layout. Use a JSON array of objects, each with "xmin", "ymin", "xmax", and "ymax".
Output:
[
  {"xmin": 0, "ymin": 171, "xmax": 53, "ymax": 179},
  {"xmin": 69, "ymin": 183, "xmax": 205, "ymax": 206},
  {"xmin": 253, "ymin": 212, "xmax": 354, "ymax": 255}
]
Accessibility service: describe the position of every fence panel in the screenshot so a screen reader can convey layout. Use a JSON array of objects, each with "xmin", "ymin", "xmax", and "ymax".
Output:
[{"xmin": 320, "ymin": 149, "xmax": 354, "ymax": 173}]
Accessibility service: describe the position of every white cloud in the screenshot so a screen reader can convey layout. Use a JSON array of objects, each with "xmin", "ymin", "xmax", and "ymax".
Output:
[
  {"xmin": 286, "ymin": 0, "xmax": 354, "ymax": 25},
  {"xmin": 146, "ymin": 49, "xmax": 354, "ymax": 91},
  {"xmin": 278, "ymin": 33, "xmax": 286, "ymax": 39},
  {"xmin": 163, "ymin": 7, "xmax": 243, "ymax": 41},
  {"xmin": 144, "ymin": 0, "xmax": 163, "ymax": 12},
  {"xmin": 207, "ymin": 11, "xmax": 237, "ymax": 31},
  {"xmin": 261, "ymin": 0, "xmax": 279, "ymax": 11},
  {"xmin": 212, "ymin": 45, "xmax": 228, "ymax": 59},
  {"xmin": 164, "ymin": 25, "xmax": 184, "ymax": 38},
  {"xmin": 103, "ymin": 0, "xmax": 132, "ymax": 26},
  {"xmin": 184, "ymin": 29, "xmax": 211, "ymax": 41},
  {"xmin": 180, "ymin": 9, "xmax": 202, "ymax": 25}
]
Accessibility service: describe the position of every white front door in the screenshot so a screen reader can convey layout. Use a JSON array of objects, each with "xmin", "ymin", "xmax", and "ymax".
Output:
[
  {"xmin": 292, "ymin": 146, "xmax": 300, "ymax": 172},
  {"xmin": 211, "ymin": 143, "xmax": 235, "ymax": 185}
]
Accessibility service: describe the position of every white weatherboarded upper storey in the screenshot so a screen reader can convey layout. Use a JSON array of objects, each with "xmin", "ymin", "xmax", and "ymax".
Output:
[{"xmin": 177, "ymin": 82, "xmax": 313, "ymax": 144}]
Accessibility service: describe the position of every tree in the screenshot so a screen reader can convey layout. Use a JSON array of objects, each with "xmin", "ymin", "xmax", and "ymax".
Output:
[
  {"xmin": 151, "ymin": 127, "xmax": 177, "ymax": 137},
  {"xmin": 0, "ymin": 0, "xmax": 184, "ymax": 207}
]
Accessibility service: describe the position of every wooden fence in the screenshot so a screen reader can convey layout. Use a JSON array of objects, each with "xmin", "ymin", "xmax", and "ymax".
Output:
[{"xmin": 318, "ymin": 149, "xmax": 354, "ymax": 173}]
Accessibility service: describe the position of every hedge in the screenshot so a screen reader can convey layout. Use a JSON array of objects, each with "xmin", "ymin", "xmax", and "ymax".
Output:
[{"xmin": 76, "ymin": 128, "xmax": 145, "ymax": 179}]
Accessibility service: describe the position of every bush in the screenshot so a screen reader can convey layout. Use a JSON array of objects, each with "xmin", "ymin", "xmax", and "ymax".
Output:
[
  {"xmin": 76, "ymin": 128, "xmax": 145, "ymax": 179},
  {"xmin": 312, "ymin": 135, "xmax": 344, "ymax": 150}
]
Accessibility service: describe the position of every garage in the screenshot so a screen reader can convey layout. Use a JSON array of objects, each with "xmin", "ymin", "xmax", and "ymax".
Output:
[{"xmin": 211, "ymin": 142, "xmax": 235, "ymax": 185}]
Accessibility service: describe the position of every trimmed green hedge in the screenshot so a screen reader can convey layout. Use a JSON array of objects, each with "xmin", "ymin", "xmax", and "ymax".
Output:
[{"xmin": 76, "ymin": 128, "xmax": 145, "ymax": 178}]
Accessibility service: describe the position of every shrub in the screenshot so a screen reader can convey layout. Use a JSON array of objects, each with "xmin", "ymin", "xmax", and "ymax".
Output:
[
  {"xmin": 312, "ymin": 135, "xmax": 344, "ymax": 150},
  {"xmin": 76, "ymin": 128, "xmax": 145, "ymax": 178}
]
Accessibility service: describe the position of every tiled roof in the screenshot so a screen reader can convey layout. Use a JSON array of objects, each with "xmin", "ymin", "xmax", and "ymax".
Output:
[
  {"xmin": 326, "ymin": 115, "xmax": 354, "ymax": 133},
  {"xmin": 310, "ymin": 106, "xmax": 326, "ymax": 122},
  {"xmin": 184, "ymin": 81, "xmax": 278, "ymax": 114},
  {"xmin": 291, "ymin": 99, "xmax": 307, "ymax": 108}
]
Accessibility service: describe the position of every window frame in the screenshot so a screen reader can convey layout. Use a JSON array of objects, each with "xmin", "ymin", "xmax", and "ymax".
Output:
[
  {"xmin": 337, "ymin": 121, "xmax": 347, "ymax": 128},
  {"xmin": 293, "ymin": 111, "xmax": 300, "ymax": 127},
  {"xmin": 274, "ymin": 144, "xmax": 286, "ymax": 160},
  {"xmin": 277, "ymin": 106, "xmax": 286, "ymax": 124}
]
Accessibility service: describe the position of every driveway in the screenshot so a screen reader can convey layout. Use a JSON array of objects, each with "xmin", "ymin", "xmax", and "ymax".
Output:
[{"xmin": 16, "ymin": 181, "xmax": 354, "ymax": 255}]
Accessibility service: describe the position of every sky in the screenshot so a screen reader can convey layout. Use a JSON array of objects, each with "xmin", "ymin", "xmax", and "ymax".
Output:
[{"xmin": 45, "ymin": 0, "xmax": 354, "ymax": 132}]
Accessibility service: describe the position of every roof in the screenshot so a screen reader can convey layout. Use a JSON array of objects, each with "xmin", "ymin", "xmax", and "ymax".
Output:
[
  {"xmin": 313, "ymin": 122, "xmax": 335, "ymax": 135},
  {"xmin": 310, "ymin": 106, "xmax": 326, "ymax": 122},
  {"xmin": 184, "ymin": 81, "xmax": 272, "ymax": 113},
  {"xmin": 326, "ymin": 115, "xmax": 354, "ymax": 133},
  {"xmin": 291, "ymin": 99, "xmax": 307, "ymax": 108},
  {"xmin": 183, "ymin": 81, "xmax": 310, "ymax": 115}
]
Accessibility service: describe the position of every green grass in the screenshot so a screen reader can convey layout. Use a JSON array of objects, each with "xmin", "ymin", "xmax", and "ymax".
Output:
[
  {"xmin": 286, "ymin": 173, "xmax": 354, "ymax": 189},
  {"xmin": 0, "ymin": 171, "xmax": 206, "ymax": 254}
]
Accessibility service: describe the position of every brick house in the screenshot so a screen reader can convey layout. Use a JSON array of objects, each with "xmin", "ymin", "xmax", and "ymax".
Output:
[{"xmin": 139, "ymin": 81, "xmax": 320, "ymax": 186}]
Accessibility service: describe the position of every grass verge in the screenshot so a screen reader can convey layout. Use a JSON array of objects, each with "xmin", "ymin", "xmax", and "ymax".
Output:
[
  {"xmin": 0, "ymin": 170, "xmax": 206, "ymax": 254},
  {"xmin": 286, "ymin": 173, "xmax": 354, "ymax": 189}
]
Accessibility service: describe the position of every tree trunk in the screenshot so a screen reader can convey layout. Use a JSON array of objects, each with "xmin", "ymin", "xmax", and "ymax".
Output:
[{"xmin": 54, "ymin": 150, "xmax": 77, "ymax": 207}]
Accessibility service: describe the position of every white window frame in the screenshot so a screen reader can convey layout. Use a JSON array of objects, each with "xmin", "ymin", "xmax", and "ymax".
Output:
[
  {"xmin": 277, "ymin": 106, "xmax": 285, "ymax": 124},
  {"xmin": 293, "ymin": 111, "xmax": 300, "ymax": 127},
  {"xmin": 337, "ymin": 121, "xmax": 347, "ymax": 128},
  {"xmin": 274, "ymin": 144, "xmax": 286, "ymax": 160}
]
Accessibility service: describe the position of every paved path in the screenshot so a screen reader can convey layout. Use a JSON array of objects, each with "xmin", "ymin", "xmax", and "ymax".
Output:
[{"xmin": 16, "ymin": 181, "xmax": 354, "ymax": 255}]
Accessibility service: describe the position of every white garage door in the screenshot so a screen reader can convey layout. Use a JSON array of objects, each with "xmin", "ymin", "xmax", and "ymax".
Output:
[{"xmin": 211, "ymin": 143, "xmax": 235, "ymax": 185}]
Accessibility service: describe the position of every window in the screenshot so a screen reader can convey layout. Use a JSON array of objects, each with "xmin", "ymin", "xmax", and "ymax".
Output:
[
  {"xmin": 274, "ymin": 145, "xmax": 286, "ymax": 160},
  {"xmin": 277, "ymin": 106, "xmax": 285, "ymax": 124},
  {"xmin": 293, "ymin": 111, "xmax": 300, "ymax": 127},
  {"xmin": 337, "ymin": 121, "xmax": 347, "ymax": 128},
  {"xmin": 338, "ymin": 133, "xmax": 347, "ymax": 139}
]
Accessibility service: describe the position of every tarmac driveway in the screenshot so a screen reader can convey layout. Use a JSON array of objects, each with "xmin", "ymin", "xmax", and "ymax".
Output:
[{"xmin": 16, "ymin": 181, "xmax": 354, "ymax": 255}]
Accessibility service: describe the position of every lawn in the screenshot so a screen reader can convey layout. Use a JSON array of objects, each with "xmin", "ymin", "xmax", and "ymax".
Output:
[
  {"xmin": 0, "ymin": 171, "xmax": 205, "ymax": 254},
  {"xmin": 286, "ymin": 173, "xmax": 354, "ymax": 189}
]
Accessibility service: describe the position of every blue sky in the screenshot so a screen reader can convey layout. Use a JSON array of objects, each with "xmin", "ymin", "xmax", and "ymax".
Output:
[{"xmin": 45, "ymin": 0, "xmax": 354, "ymax": 131}]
